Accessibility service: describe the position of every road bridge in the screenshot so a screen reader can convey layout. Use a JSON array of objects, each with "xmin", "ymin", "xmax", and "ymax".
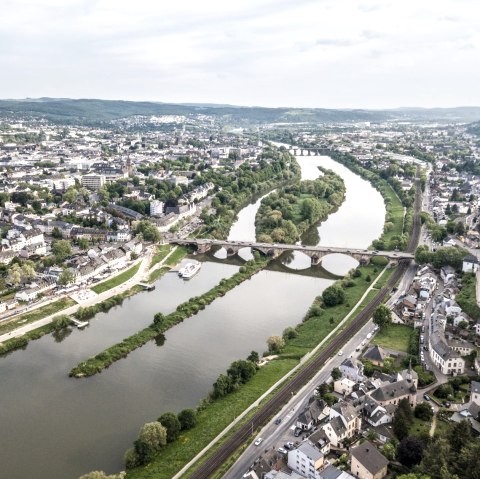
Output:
[
  {"xmin": 169, "ymin": 238, "xmax": 413, "ymax": 266},
  {"xmin": 288, "ymin": 146, "xmax": 332, "ymax": 156}
]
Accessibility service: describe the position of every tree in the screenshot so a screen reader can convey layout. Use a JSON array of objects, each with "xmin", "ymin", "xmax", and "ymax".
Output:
[
  {"xmin": 78, "ymin": 237, "xmax": 90, "ymax": 250},
  {"xmin": 322, "ymin": 284, "xmax": 345, "ymax": 307},
  {"xmin": 267, "ymin": 335, "xmax": 285, "ymax": 353},
  {"xmin": 247, "ymin": 351, "xmax": 259, "ymax": 363},
  {"xmin": 178, "ymin": 409, "xmax": 197, "ymax": 431},
  {"xmin": 124, "ymin": 448, "xmax": 140, "ymax": 469},
  {"xmin": 415, "ymin": 402, "xmax": 434, "ymax": 421},
  {"xmin": 212, "ymin": 374, "xmax": 233, "ymax": 398},
  {"xmin": 134, "ymin": 421, "xmax": 167, "ymax": 464},
  {"xmin": 6, "ymin": 264, "xmax": 22, "ymax": 286},
  {"xmin": 51, "ymin": 226, "xmax": 63, "ymax": 239},
  {"xmin": 227, "ymin": 360, "xmax": 257, "ymax": 384},
  {"xmin": 153, "ymin": 312, "xmax": 165, "ymax": 327},
  {"xmin": 52, "ymin": 239, "xmax": 72, "ymax": 263},
  {"xmin": 393, "ymin": 409, "xmax": 410, "ymax": 440},
  {"xmin": 282, "ymin": 326, "xmax": 298, "ymax": 340},
  {"xmin": 331, "ymin": 367, "xmax": 342, "ymax": 381},
  {"xmin": 373, "ymin": 305, "xmax": 392, "ymax": 330},
  {"xmin": 447, "ymin": 420, "xmax": 472, "ymax": 454},
  {"xmin": 58, "ymin": 269, "xmax": 75, "ymax": 286},
  {"xmin": 398, "ymin": 398, "xmax": 414, "ymax": 423},
  {"xmin": 157, "ymin": 412, "xmax": 181, "ymax": 443},
  {"xmin": 52, "ymin": 315, "xmax": 72, "ymax": 331},
  {"xmin": 397, "ymin": 435, "xmax": 425, "ymax": 468},
  {"xmin": 134, "ymin": 220, "xmax": 161, "ymax": 243},
  {"xmin": 418, "ymin": 437, "xmax": 452, "ymax": 479}
]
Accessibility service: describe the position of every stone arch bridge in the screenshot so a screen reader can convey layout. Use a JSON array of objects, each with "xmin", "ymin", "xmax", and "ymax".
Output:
[{"xmin": 169, "ymin": 239, "xmax": 413, "ymax": 266}]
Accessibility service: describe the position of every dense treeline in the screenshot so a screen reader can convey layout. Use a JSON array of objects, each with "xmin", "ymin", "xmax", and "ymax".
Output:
[
  {"xmin": 456, "ymin": 272, "xmax": 480, "ymax": 321},
  {"xmin": 199, "ymin": 148, "xmax": 300, "ymax": 239},
  {"xmin": 69, "ymin": 257, "xmax": 268, "ymax": 377},
  {"xmin": 415, "ymin": 245, "xmax": 467, "ymax": 270},
  {"xmin": 255, "ymin": 168, "xmax": 345, "ymax": 243}
]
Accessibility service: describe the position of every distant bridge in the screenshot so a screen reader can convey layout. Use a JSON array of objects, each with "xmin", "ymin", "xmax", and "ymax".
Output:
[
  {"xmin": 287, "ymin": 146, "xmax": 332, "ymax": 156},
  {"xmin": 169, "ymin": 239, "xmax": 414, "ymax": 266}
]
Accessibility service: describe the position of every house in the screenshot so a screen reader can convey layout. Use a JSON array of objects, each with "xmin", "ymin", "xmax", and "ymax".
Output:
[
  {"xmin": 287, "ymin": 440, "xmax": 324, "ymax": 479},
  {"xmin": 264, "ymin": 471, "xmax": 303, "ymax": 479},
  {"xmin": 350, "ymin": 441, "xmax": 388, "ymax": 479},
  {"xmin": 296, "ymin": 399, "xmax": 329, "ymax": 431},
  {"xmin": 370, "ymin": 373, "xmax": 417, "ymax": 407},
  {"xmin": 363, "ymin": 346, "xmax": 388, "ymax": 367},
  {"xmin": 361, "ymin": 396, "xmax": 392, "ymax": 428},
  {"xmin": 339, "ymin": 358, "xmax": 364, "ymax": 382},
  {"xmin": 462, "ymin": 254, "xmax": 479, "ymax": 273},
  {"xmin": 471, "ymin": 381, "xmax": 480, "ymax": 406},
  {"xmin": 318, "ymin": 465, "xmax": 355, "ymax": 479},
  {"xmin": 443, "ymin": 236, "xmax": 457, "ymax": 248},
  {"xmin": 321, "ymin": 401, "xmax": 361, "ymax": 448},
  {"xmin": 334, "ymin": 377, "xmax": 356, "ymax": 396}
]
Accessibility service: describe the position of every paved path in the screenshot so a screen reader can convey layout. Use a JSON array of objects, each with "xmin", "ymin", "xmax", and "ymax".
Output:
[{"xmin": 0, "ymin": 246, "xmax": 176, "ymax": 344}]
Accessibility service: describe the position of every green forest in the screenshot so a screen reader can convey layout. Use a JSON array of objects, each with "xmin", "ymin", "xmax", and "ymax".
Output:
[{"xmin": 255, "ymin": 168, "xmax": 345, "ymax": 243}]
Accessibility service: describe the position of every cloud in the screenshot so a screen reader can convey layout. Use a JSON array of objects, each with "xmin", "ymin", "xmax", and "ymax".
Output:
[{"xmin": 0, "ymin": 0, "xmax": 478, "ymax": 108}]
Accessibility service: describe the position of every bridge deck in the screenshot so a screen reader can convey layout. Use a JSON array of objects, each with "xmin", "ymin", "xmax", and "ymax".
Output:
[{"xmin": 169, "ymin": 238, "xmax": 414, "ymax": 260}]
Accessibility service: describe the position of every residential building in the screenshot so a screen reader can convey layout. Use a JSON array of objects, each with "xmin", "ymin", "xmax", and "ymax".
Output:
[{"xmin": 350, "ymin": 441, "xmax": 388, "ymax": 479}]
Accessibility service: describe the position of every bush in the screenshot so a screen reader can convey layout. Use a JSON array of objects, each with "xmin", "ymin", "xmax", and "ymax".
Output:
[
  {"xmin": 322, "ymin": 285, "xmax": 345, "ymax": 307},
  {"xmin": 415, "ymin": 402, "xmax": 434, "ymax": 421},
  {"xmin": 178, "ymin": 409, "xmax": 197, "ymax": 431},
  {"xmin": 282, "ymin": 327, "xmax": 298, "ymax": 340},
  {"xmin": 436, "ymin": 383, "xmax": 454, "ymax": 399},
  {"xmin": 158, "ymin": 412, "xmax": 181, "ymax": 443}
]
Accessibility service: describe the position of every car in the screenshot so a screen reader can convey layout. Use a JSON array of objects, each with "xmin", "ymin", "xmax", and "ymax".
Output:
[
  {"xmin": 294, "ymin": 428, "xmax": 302, "ymax": 437},
  {"xmin": 284, "ymin": 442, "xmax": 295, "ymax": 450},
  {"xmin": 423, "ymin": 345, "xmax": 429, "ymax": 351},
  {"xmin": 254, "ymin": 438, "xmax": 263, "ymax": 446},
  {"xmin": 355, "ymin": 346, "xmax": 361, "ymax": 352},
  {"xmin": 443, "ymin": 401, "xmax": 451, "ymax": 408},
  {"xmin": 366, "ymin": 333, "xmax": 372, "ymax": 340},
  {"xmin": 338, "ymin": 350, "xmax": 343, "ymax": 356},
  {"xmin": 278, "ymin": 447, "xmax": 288, "ymax": 455},
  {"xmin": 424, "ymin": 394, "xmax": 431, "ymax": 401},
  {"xmin": 274, "ymin": 417, "xmax": 282, "ymax": 425}
]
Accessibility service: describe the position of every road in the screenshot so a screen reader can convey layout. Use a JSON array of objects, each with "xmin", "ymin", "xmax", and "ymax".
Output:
[
  {"xmin": 224, "ymin": 320, "xmax": 378, "ymax": 479},
  {"xmin": 0, "ymin": 245, "xmax": 180, "ymax": 344},
  {"xmin": 184, "ymin": 165, "xmax": 422, "ymax": 479}
]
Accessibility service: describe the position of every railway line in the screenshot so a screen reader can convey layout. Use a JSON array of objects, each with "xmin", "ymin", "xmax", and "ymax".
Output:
[{"xmin": 188, "ymin": 171, "xmax": 422, "ymax": 479}]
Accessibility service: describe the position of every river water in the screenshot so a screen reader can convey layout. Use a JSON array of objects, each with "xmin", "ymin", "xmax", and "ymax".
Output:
[{"xmin": 0, "ymin": 153, "xmax": 385, "ymax": 479}]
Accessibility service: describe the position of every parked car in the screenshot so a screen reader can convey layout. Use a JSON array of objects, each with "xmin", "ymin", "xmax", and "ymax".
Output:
[
  {"xmin": 338, "ymin": 350, "xmax": 343, "ymax": 356},
  {"xmin": 424, "ymin": 394, "xmax": 431, "ymax": 401},
  {"xmin": 254, "ymin": 437, "xmax": 263, "ymax": 446},
  {"xmin": 443, "ymin": 401, "xmax": 451, "ymax": 408},
  {"xmin": 284, "ymin": 442, "xmax": 295, "ymax": 450},
  {"xmin": 294, "ymin": 428, "xmax": 302, "ymax": 437},
  {"xmin": 278, "ymin": 447, "xmax": 288, "ymax": 455}
]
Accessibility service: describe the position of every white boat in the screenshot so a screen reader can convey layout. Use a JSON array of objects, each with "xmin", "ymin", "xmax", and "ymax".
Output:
[{"xmin": 180, "ymin": 261, "xmax": 201, "ymax": 279}]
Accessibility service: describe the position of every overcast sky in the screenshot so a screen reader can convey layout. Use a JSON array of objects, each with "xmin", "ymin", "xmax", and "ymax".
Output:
[{"xmin": 1, "ymin": 0, "xmax": 479, "ymax": 108}]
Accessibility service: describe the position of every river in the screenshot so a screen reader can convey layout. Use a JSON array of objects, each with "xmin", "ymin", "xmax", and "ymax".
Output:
[{"xmin": 0, "ymin": 152, "xmax": 385, "ymax": 479}]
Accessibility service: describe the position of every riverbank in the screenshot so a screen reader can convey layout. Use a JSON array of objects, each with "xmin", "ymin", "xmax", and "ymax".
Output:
[
  {"xmin": 69, "ymin": 256, "xmax": 269, "ymax": 378},
  {"xmin": 124, "ymin": 262, "xmax": 393, "ymax": 479},
  {"xmin": 255, "ymin": 168, "xmax": 346, "ymax": 243}
]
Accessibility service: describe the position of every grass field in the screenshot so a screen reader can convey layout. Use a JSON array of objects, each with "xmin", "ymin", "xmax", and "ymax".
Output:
[
  {"xmin": 91, "ymin": 262, "xmax": 141, "ymax": 294},
  {"xmin": 127, "ymin": 358, "xmax": 297, "ymax": 479},
  {"xmin": 164, "ymin": 246, "xmax": 188, "ymax": 267},
  {"xmin": 372, "ymin": 323, "xmax": 413, "ymax": 353},
  {"xmin": 149, "ymin": 245, "xmax": 172, "ymax": 270},
  {"xmin": 147, "ymin": 267, "xmax": 171, "ymax": 284},
  {"xmin": 0, "ymin": 297, "xmax": 76, "ymax": 335}
]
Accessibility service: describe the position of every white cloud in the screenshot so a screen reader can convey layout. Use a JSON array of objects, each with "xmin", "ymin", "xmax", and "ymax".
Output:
[{"xmin": 0, "ymin": 0, "xmax": 479, "ymax": 107}]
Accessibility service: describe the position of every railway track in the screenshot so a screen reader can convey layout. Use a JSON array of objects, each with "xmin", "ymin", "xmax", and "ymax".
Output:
[{"xmin": 188, "ymin": 171, "xmax": 422, "ymax": 479}]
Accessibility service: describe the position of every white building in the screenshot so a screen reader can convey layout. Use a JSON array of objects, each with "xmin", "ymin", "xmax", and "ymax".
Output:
[
  {"xmin": 287, "ymin": 441, "xmax": 324, "ymax": 479},
  {"xmin": 150, "ymin": 200, "xmax": 165, "ymax": 217},
  {"xmin": 81, "ymin": 173, "xmax": 106, "ymax": 191}
]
